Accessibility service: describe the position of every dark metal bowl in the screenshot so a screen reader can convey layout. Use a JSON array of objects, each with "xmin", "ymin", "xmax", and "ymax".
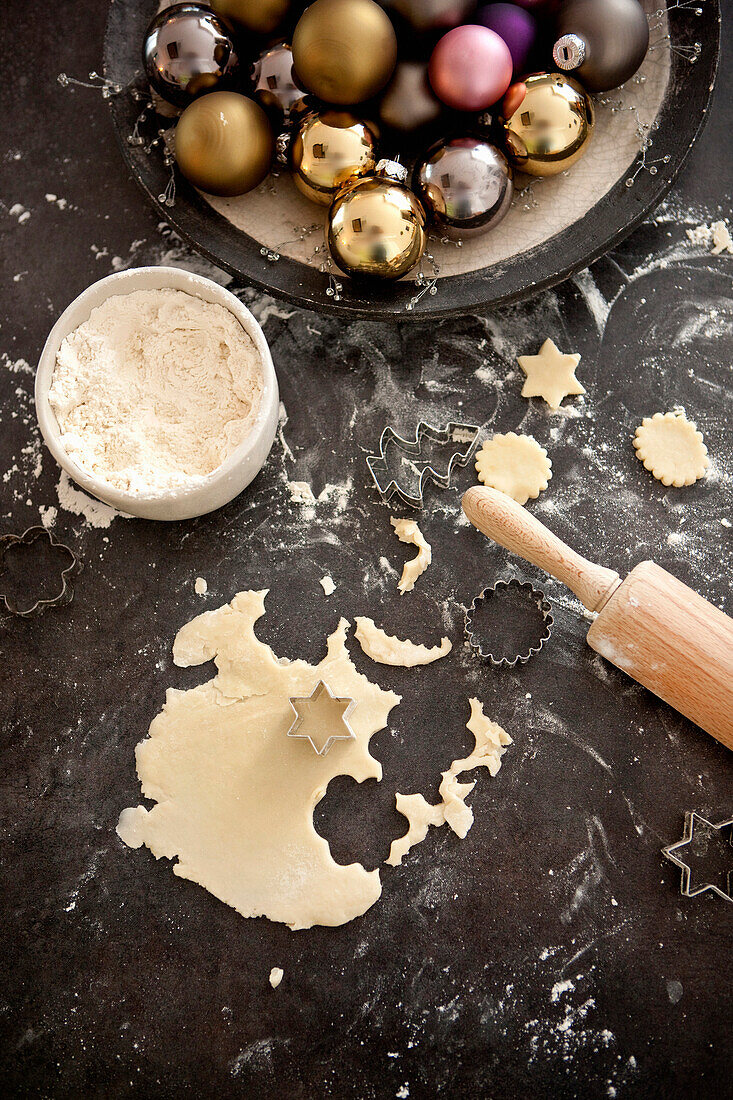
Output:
[{"xmin": 104, "ymin": 0, "xmax": 720, "ymax": 320}]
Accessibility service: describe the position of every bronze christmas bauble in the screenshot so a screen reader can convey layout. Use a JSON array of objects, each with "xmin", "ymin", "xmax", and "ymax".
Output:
[
  {"xmin": 502, "ymin": 72, "xmax": 594, "ymax": 177},
  {"xmin": 290, "ymin": 111, "xmax": 378, "ymax": 205},
  {"xmin": 292, "ymin": 0, "xmax": 398, "ymax": 105},
  {"xmin": 143, "ymin": 3, "xmax": 239, "ymax": 108},
  {"xmin": 175, "ymin": 91, "xmax": 274, "ymax": 196},
  {"xmin": 251, "ymin": 42, "xmax": 312, "ymax": 128},
  {"xmin": 328, "ymin": 161, "xmax": 426, "ymax": 280},
  {"xmin": 210, "ymin": 0, "xmax": 291, "ymax": 35}
]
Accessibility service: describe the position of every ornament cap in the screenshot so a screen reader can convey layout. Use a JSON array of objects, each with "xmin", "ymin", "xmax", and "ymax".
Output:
[
  {"xmin": 553, "ymin": 34, "xmax": 587, "ymax": 72},
  {"xmin": 375, "ymin": 158, "xmax": 407, "ymax": 184}
]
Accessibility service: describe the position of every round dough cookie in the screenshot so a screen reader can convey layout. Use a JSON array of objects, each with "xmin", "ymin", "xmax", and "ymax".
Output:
[
  {"xmin": 633, "ymin": 411, "xmax": 709, "ymax": 487},
  {"xmin": 474, "ymin": 432, "xmax": 552, "ymax": 505}
]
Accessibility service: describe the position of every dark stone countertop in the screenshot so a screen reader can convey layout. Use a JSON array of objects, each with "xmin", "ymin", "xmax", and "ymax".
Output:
[{"xmin": 0, "ymin": 3, "xmax": 731, "ymax": 1097}]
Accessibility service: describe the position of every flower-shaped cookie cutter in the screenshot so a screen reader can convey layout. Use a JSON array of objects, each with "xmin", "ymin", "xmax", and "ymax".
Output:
[
  {"xmin": 662, "ymin": 811, "xmax": 733, "ymax": 903},
  {"xmin": 465, "ymin": 579, "xmax": 553, "ymax": 667},
  {"xmin": 0, "ymin": 526, "xmax": 81, "ymax": 617},
  {"xmin": 366, "ymin": 420, "xmax": 480, "ymax": 509}
]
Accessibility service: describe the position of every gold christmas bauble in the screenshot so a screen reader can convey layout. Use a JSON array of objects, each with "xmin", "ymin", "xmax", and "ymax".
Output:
[
  {"xmin": 175, "ymin": 92, "xmax": 274, "ymax": 196},
  {"xmin": 328, "ymin": 165, "xmax": 426, "ymax": 280},
  {"xmin": 502, "ymin": 72, "xmax": 594, "ymax": 177},
  {"xmin": 210, "ymin": 0, "xmax": 290, "ymax": 35},
  {"xmin": 290, "ymin": 111, "xmax": 377, "ymax": 205},
  {"xmin": 292, "ymin": 0, "xmax": 398, "ymax": 105}
]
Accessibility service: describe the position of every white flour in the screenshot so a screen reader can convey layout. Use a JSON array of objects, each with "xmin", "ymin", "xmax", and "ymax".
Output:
[{"xmin": 48, "ymin": 288, "xmax": 263, "ymax": 495}]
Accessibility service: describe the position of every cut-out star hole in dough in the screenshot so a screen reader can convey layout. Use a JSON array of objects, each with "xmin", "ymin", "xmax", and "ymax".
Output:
[
  {"xmin": 286, "ymin": 680, "xmax": 356, "ymax": 756},
  {"xmin": 633, "ymin": 411, "xmax": 709, "ymax": 487},
  {"xmin": 391, "ymin": 516, "xmax": 431, "ymax": 595},
  {"xmin": 116, "ymin": 590, "xmax": 400, "ymax": 930},
  {"xmin": 475, "ymin": 433, "xmax": 552, "ymax": 505},
  {"xmin": 517, "ymin": 338, "xmax": 586, "ymax": 410}
]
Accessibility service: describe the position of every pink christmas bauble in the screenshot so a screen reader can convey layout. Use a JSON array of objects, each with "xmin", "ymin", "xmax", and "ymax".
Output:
[{"xmin": 429, "ymin": 25, "xmax": 513, "ymax": 112}]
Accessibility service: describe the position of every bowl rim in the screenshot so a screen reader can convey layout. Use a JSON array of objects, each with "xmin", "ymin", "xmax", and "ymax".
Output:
[
  {"xmin": 104, "ymin": 0, "xmax": 721, "ymax": 321},
  {"xmin": 35, "ymin": 265, "xmax": 278, "ymax": 508}
]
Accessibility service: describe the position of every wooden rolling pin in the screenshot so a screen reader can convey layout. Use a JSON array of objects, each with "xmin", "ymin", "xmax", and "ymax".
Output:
[{"xmin": 462, "ymin": 485, "xmax": 733, "ymax": 750}]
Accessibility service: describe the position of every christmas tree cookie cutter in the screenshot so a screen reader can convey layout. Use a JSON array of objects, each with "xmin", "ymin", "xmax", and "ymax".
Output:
[
  {"xmin": 662, "ymin": 811, "xmax": 733, "ymax": 903},
  {"xmin": 366, "ymin": 420, "xmax": 480, "ymax": 509},
  {"xmin": 286, "ymin": 680, "xmax": 357, "ymax": 757},
  {"xmin": 465, "ymin": 579, "xmax": 553, "ymax": 667},
  {"xmin": 0, "ymin": 526, "xmax": 81, "ymax": 617}
]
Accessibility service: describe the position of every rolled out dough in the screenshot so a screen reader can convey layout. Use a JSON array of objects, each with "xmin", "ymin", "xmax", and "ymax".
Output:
[
  {"xmin": 116, "ymin": 590, "xmax": 401, "ymax": 930},
  {"xmin": 354, "ymin": 617, "xmax": 452, "ymax": 666}
]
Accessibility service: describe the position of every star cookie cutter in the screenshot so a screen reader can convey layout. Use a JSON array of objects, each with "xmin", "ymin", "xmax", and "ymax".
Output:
[
  {"xmin": 465, "ymin": 579, "xmax": 553, "ymax": 667},
  {"xmin": 366, "ymin": 420, "xmax": 480, "ymax": 509},
  {"xmin": 662, "ymin": 811, "xmax": 733, "ymax": 903},
  {"xmin": 286, "ymin": 680, "xmax": 356, "ymax": 756},
  {"xmin": 0, "ymin": 526, "xmax": 81, "ymax": 618}
]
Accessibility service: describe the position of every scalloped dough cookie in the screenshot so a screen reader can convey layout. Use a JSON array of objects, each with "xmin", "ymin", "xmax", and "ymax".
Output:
[
  {"xmin": 475, "ymin": 432, "xmax": 552, "ymax": 505},
  {"xmin": 633, "ymin": 411, "xmax": 709, "ymax": 487}
]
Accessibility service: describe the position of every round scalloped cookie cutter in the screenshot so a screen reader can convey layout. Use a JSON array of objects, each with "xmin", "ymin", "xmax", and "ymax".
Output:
[{"xmin": 464, "ymin": 579, "xmax": 553, "ymax": 667}]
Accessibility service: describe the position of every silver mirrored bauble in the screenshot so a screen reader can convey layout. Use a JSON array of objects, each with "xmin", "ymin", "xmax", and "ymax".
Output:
[
  {"xmin": 251, "ymin": 42, "xmax": 312, "ymax": 127},
  {"xmin": 143, "ymin": 3, "xmax": 239, "ymax": 108},
  {"xmin": 413, "ymin": 136, "xmax": 514, "ymax": 239}
]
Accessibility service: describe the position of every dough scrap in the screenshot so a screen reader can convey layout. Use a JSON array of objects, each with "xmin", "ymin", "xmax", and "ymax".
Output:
[
  {"xmin": 354, "ymin": 617, "xmax": 451, "ymax": 666},
  {"xmin": 386, "ymin": 699, "xmax": 512, "ymax": 865},
  {"xmin": 517, "ymin": 338, "xmax": 585, "ymax": 410},
  {"xmin": 269, "ymin": 967, "xmax": 284, "ymax": 989},
  {"xmin": 194, "ymin": 577, "xmax": 208, "ymax": 596},
  {"xmin": 391, "ymin": 516, "xmax": 432, "ymax": 595},
  {"xmin": 320, "ymin": 574, "xmax": 336, "ymax": 596},
  {"xmin": 475, "ymin": 433, "xmax": 552, "ymax": 505},
  {"xmin": 633, "ymin": 411, "xmax": 709, "ymax": 487},
  {"xmin": 117, "ymin": 590, "xmax": 400, "ymax": 930}
]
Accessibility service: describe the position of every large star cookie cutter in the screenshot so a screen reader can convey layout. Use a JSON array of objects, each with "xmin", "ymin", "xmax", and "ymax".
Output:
[
  {"xmin": 662, "ymin": 811, "xmax": 733, "ymax": 903},
  {"xmin": 366, "ymin": 420, "xmax": 480, "ymax": 509},
  {"xmin": 465, "ymin": 579, "xmax": 553, "ymax": 668},
  {"xmin": 286, "ymin": 680, "xmax": 356, "ymax": 756},
  {"xmin": 0, "ymin": 526, "xmax": 81, "ymax": 618}
]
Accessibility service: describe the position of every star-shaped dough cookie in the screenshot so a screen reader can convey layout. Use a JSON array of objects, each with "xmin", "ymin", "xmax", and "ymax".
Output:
[
  {"xmin": 517, "ymin": 338, "xmax": 586, "ymax": 410},
  {"xmin": 633, "ymin": 411, "xmax": 709, "ymax": 487},
  {"xmin": 475, "ymin": 432, "xmax": 552, "ymax": 505}
]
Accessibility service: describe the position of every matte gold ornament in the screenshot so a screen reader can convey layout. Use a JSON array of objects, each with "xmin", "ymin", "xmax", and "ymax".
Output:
[
  {"xmin": 290, "ymin": 111, "xmax": 377, "ymax": 205},
  {"xmin": 210, "ymin": 0, "xmax": 291, "ymax": 35},
  {"xmin": 292, "ymin": 0, "xmax": 398, "ymax": 105},
  {"xmin": 175, "ymin": 91, "xmax": 274, "ymax": 196},
  {"xmin": 502, "ymin": 73, "xmax": 594, "ymax": 177},
  {"xmin": 328, "ymin": 160, "xmax": 426, "ymax": 280}
]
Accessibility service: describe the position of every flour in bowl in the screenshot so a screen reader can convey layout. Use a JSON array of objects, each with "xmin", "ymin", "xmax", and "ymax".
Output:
[{"xmin": 48, "ymin": 288, "xmax": 264, "ymax": 495}]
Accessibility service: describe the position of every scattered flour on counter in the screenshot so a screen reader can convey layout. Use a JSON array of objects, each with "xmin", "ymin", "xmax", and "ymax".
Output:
[
  {"xmin": 320, "ymin": 574, "xmax": 335, "ymax": 596},
  {"xmin": 1, "ymin": 353, "xmax": 33, "ymax": 375},
  {"xmin": 194, "ymin": 577, "xmax": 208, "ymax": 596},
  {"xmin": 685, "ymin": 220, "xmax": 733, "ymax": 255},
  {"xmin": 8, "ymin": 203, "xmax": 30, "ymax": 225},
  {"xmin": 57, "ymin": 470, "xmax": 121, "ymax": 529},
  {"xmin": 39, "ymin": 505, "xmax": 57, "ymax": 529},
  {"xmin": 268, "ymin": 967, "xmax": 284, "ymax": 989},
  {"xmin": 287, "ymin": 480, "xmax": 316, "ymax": 504}
]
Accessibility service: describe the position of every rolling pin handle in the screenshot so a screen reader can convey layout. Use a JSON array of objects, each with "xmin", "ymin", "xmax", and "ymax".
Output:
[{"xmin": 462, "ymin": 486, "xmax": 621, "ymax": 613}]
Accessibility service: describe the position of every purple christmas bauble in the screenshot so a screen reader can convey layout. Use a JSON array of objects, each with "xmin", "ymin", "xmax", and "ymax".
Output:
[{"xmin": 476, "ymin": 3, "xmax": 537, "ymax": 74}]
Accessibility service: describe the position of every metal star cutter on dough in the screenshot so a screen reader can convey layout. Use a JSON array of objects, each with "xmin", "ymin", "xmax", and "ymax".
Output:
[
  {"xmin": 0, "ymin": 526, "xmax": 81, "ymax": 617},
  {"xmin": 286, "ymin": 680, "xmax": 357, "ymax": 756},
  {"xmin": 366, "ymin": 420, "xmax": 480, "ymax": 509},
  {"xmin": 662, "ymin": 811, "xmax": 733, "ymax": 903},
  {"xmin": 465, "ymin": 579, "xmax": 553, "ymax": 667}
]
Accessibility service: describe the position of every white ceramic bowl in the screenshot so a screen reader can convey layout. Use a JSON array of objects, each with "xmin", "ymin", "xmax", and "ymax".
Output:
[{"xmin": 35, "ymin": 266, "xmax": 279, "ymax": 521}]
